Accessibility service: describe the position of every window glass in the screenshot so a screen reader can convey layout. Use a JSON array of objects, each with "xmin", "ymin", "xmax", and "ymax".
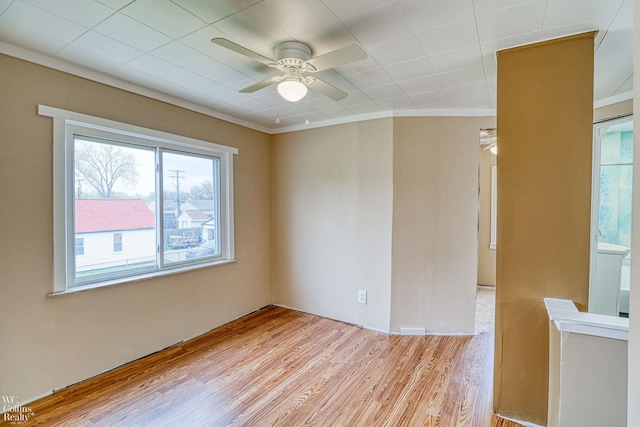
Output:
[
  {"xmin": 74, "ymin": 137, "xmax": 156, "ymax": 283},
  {"xmin": 162, "ymin": 151, "xmax": 220, "ymax": 264}
]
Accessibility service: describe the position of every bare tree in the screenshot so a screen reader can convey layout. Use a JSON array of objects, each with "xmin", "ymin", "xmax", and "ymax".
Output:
[
  {"xmin": 75, "ymin": 140, "xmax": 138, "ymax": 198},
  {"xmin": 189, "ymin": 180, "xmax": 214, "ymax": 200}
]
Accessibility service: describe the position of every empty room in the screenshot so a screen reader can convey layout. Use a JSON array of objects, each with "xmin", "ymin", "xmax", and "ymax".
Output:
[{"xmin": 1, "ymin": 1, "xmax": 639, "ymax": 426}]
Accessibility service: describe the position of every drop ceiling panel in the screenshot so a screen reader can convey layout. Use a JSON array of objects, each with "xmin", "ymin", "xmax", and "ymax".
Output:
[
  {"xmin": 170, "ymin": 0, "xmax": 262, "ymax": 24},
  {"xmin": 21, "ymin": 0, "xmax": 114, "ymax": 27},
  {"xmin": 428, "ymin": 44, "xmax": 483, "ymax": 74},
  {"xmin": 0, "ymin": 0, "xmax": 632, "ymax": 131},
  {"xmin": 342, "ymin": 2, "xmax": 413, "ymax": 45},
  {"xmin": 544, "ymin": 0, "xmax": 623, "ymax": 29},
  {"xmin": 476, "ymin": 0, "xmax": 547, "ymax": 42},
  {"xmin": 152, "ymin": 42, "xmax": 250, "ymax": 84},
  {"xmin": 365, "ymin": 34, "xmax": 425, "ymax": 66},
  {"xmin": 415, "ymin": 18, "xmax": 480, "ymax": 55},
  {"xmin": 55, "ymin": 31, "xmax": 142, "ymax": 71},
  {"xmin": 120, "ymin": 0, "xmax": 207, "ymax": 39},
  {"xmin": 93, "ymin": 12, "xmax": 173, "ymax": 52},
  {"xmin": 0, "ymin": 1, "xmax": 88, "ymax": 55},
  {"xmin": 383, "ymin": 57, "xmax": 436, "ymax": 82},
  {"xmin": 398, "ymin": 0, "xmax": 475, "ymax": 32}
]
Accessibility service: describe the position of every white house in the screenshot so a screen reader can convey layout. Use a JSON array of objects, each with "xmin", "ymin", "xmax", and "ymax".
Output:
[
  {"xmin": 177, "ymin": 209, "xmax": 209, "ymax": 229},
  {"xmin": 75, "ymin": 199, "xmax": 156, "ymax": 274}
]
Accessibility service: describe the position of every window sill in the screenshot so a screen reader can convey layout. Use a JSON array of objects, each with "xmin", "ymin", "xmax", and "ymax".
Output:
[{"xmin": 48, "ymin": 258, "xmax": 238, "ymax": 297}]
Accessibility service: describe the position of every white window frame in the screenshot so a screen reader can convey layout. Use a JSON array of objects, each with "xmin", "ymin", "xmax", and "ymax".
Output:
[{"xmin": 40, "ymin": 105, "xmax": 238, "ymax": 295}]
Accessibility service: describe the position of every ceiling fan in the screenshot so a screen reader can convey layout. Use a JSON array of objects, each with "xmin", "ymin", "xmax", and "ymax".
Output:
[
  {"xmin": 211, "ymin": 38, "xmax": 367, "ymax": 102},
  {"xmin": 480, "ymin": 128, "xmax": 498, "ymax": 155}
]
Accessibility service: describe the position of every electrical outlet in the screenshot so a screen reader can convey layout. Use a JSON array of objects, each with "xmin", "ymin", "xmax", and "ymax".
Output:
[{"xmin": 358, "ymin": 290, "xmax": 367, "ymax": 305}]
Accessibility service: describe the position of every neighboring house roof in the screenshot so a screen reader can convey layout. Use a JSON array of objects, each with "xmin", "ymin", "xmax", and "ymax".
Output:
[
  {"xmin": 185, "ymin": 199, "xmax": 214, "ymax": 212},
  {"xmin": 76, "ymin": 199, "xmax": 155, "ymax": 233},
  {"xmin": 180, "ymin": 210, "xmax": 209, "ymax": 221}
]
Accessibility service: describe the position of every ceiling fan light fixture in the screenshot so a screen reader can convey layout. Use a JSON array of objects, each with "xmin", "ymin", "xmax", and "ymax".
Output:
[{"xmin": 277, "ymin": 79, "xmax": 307, "ymax": 102}]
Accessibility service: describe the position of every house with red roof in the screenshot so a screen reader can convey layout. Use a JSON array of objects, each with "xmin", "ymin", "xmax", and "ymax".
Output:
[{"xmin": 75, "ymin": 199, "xmax": 156, "ymax": 274}]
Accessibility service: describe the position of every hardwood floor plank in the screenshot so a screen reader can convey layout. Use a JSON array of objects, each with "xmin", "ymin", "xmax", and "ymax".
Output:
[{"xmin": 2, "ymin": 306, "xmax": 526, "ymax": 427}]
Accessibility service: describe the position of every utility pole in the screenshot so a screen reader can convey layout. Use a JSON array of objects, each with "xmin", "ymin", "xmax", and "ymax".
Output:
[
  {"xmin": 169, "ymin": 169, "xmax": 185, "ymax": 217},
  {"xmin": 75, "ymin": 178, "xmax": 84, "ymax": 198}
]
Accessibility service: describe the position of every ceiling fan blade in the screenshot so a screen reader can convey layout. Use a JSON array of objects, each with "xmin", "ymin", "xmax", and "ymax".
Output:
[
  {"xmin": 211, "ymin": 38, "xmax": 274, "ymax": 66},
  {"xmin": 305, "ymin": 44, "xmax": 367, "ymax": 72},
  {"xmin": 307, "ymin": 78, "xmax": 348, "ymax": 101},
  {"xmin": 239, "ymin": 76, "xmax": 283, "ymax": 93}
]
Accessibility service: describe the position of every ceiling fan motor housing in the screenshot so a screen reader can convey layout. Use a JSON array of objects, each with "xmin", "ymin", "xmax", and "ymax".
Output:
[{"xmin": 275, "ymin": 41, "xmax": 312, "ymax": 62}]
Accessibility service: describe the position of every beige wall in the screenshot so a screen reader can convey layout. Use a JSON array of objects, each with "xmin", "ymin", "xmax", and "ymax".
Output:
[
  {"xmin": 391, "ymin": 117, "xmax": 494, "ymax": 333},
  {"xmin": 0, "ymin": 54, "xmax": 273, "ymax": 402},
  {"xmin": 272, "ymin": 120, "xmax": 394, "ymax": 331},
  {"xmin": 272, "ymin": 116, "xmax": 494, "ymax": 334},
  {"xmin": 478, "ymin": 147, "xmax": 497, "ymax": 286},
  {"xmin": 494, "ymin": 33, "xmax": 595, "ymax": 425}
]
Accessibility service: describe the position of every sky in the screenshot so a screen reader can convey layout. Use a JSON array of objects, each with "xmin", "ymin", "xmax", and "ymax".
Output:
[{"xmin": 76, "ymin": 140, "xmax": 216, "ymax": 198}]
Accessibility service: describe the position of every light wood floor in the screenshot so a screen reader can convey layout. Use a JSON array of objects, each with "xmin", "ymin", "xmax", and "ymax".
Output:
[{"xmin": 5, "ymin": 306, "xmax": 524, "ymax": 426}]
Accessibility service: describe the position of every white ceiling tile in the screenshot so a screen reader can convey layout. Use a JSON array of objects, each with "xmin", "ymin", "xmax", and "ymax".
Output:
[
  {"xmin": 348, "ymin": 102, "xmax": 384, "ymax": 115},
  {"xmin": 415, "ymin": 18, "xmax": 479, "ymax": 55},
  {"xmin": 445, "ymin": 82, "xmax": 488, "ymax": 100},
  {"xmin": 480, "ymin": 31, "xmax": 541, "ymax": 63},
  {"xmin": 544, "ymin": 0, "xmax": 623, "ymax": 29},
  {"xmin": 170, "ymin": 0, "xmax": 261, "ymax": 24},
  {"xmin": 397, "ymin": 74, "xmax": 443, "ymax": 94},
  {"xmin": 321, "ymin": 106, "xmax": 358, "ymax": 119},
  {"xmin": 204, "ymin": 85, "xmax": 249, "ymax": 103},
  {"xmin": 321, "ymin": 0, "xmax": 393, "ymax": 19},
  {"xmin": 438, "ymin": 65, "xmax": 486, "ymax": 88},
  {"xmin": 383, "ymin": 57, "xmax": 436, "ymax": 82},
  {"xmin": 56, "ymin": 45, "xmax": 122, "ymax": 73},
  {"xmin": 362, "ymin": 83, "xmax": 406, "ymax": 102},
  {"xmin": 409, "ymin": 89, "xmax": 450, "ymax": 107},
  {"xmin": 476, "ymin": 0, "xmax": 547, "ymax": 42},
  {"xmin": 211, "ymin": 4, "xmax": 289, "ymax": 52},
  {"xmin": 94, "ymin": 12, "xmax": 172, "ymax": 51},
  {"xmin": 428, "ymin": 44, "xmax": 483, "ymax": 74},
  {"xmin": 0, "ymin": 1, "xmax": 88, "ymax": 55},
  {"xmin": 56, "ymin": 31, "xmax": 142, "ymax": 70},
  {"xmin": 96, "ymin": 0, "xmax": 135, "ymax": 11},
  {"xmin": 398, "ymin": 0, "xmax": 475, "ymax": 32},
  {"xmin": 291, "ymin": 21, "xmax": 360, "ymax": 58},
  {"xmin": 594, "ymin": 59, "xmax": 633, "ymax": 94},
  {"xmin": 473, "ymin": 0, "xmax": 534, "ymax": 15},
  {"xmin": 152, "ymin": 41, "xmax": 251, "ymax": 84},
  {"xmin": 125, "ymin": 54, "xmax": 220, "ymax": 93},
  {"xmin": 20, "ymin": 0, "xmax": 114, "ymax": 27},
  {"xmin": 377, "ymin": 96, "xmax": 416, "ymax": 110},
  {"xmin": 121, "ymin": 0, "xmax": 206, "ymax": 39},
  {"xmin": 342, "ymin": 2, "xmax": 413, "ymax": 45},
  {"xmin": 253, "ymin": 0, "xmax": 337, "ymax": 37},
  {"xmin": 0, "ymin": 0, "xmax": 12, "ymax": 13},
  {"xmin": 348, "ymin": 67, "xmax": 394, "ymax": 90},
  {"xmin": 451, "ymin": 94, "xmax": 490, "ymax": 109},
  {"xmin": 365, "ymin": 34, "xmax": 425, "ymax": 67},
  {"xmin": 598, "ymin": 0, "xmax": 632, "ymax": 43},
  {"xmin": 595, "ymin": 38, "xmax": 633, "ymax": 63}
]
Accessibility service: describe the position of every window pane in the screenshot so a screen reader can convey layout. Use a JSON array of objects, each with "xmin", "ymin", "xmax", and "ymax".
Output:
[
  {"xmin": 162, "ymin": 151, "xmax": 220, "ymax": 264},
  {"xmin": 74, "ymin": 137, "xmax": 157, "ymax": 282}
]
